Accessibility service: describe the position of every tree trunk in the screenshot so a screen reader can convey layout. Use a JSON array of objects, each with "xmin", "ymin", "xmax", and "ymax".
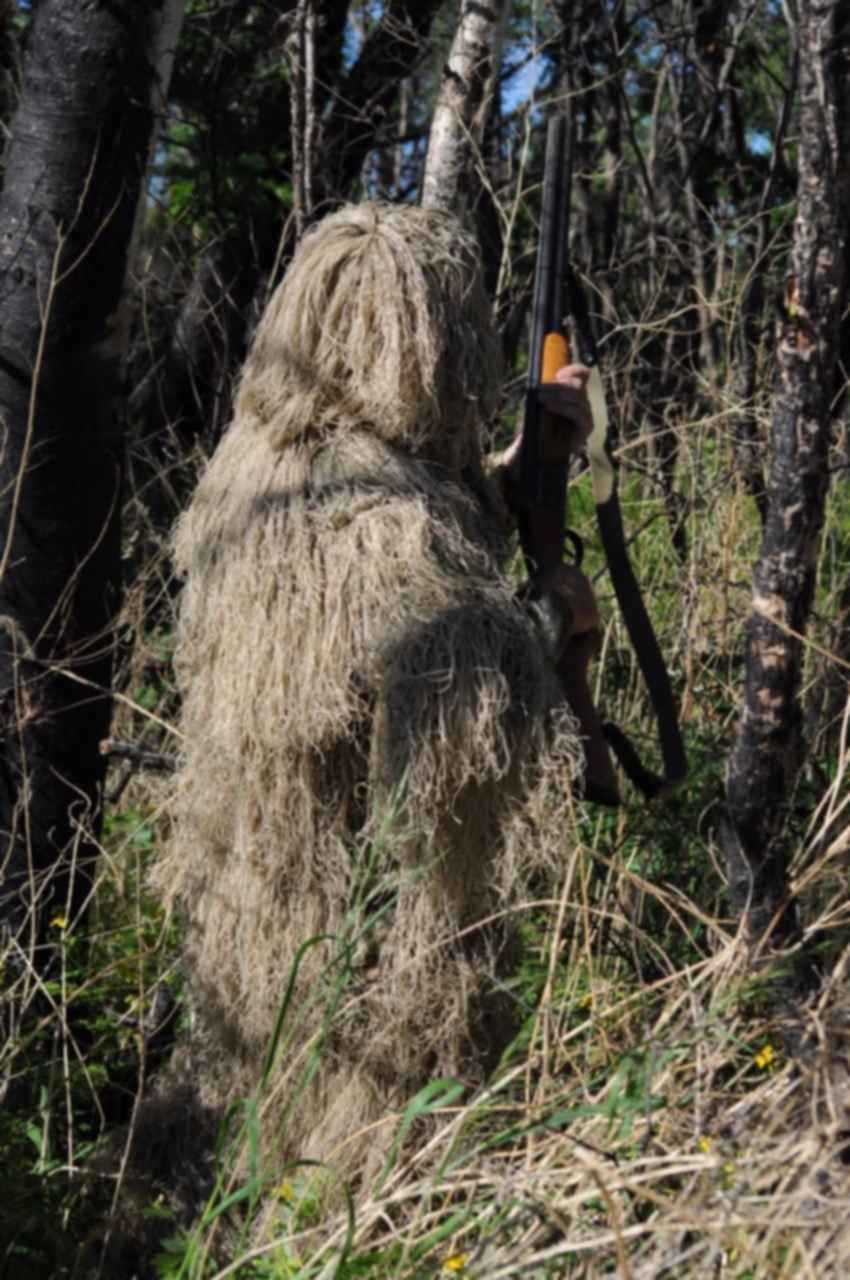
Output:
[
  {"xmin": 0, "ymin": 0, "xmax": 168, "ymax": 966},
  {"xmin": 421, "ymin": 0, "xmax": 506, "ymax": 215},
  {"xmin": 723, "ymin": 0, "xmax": 850, "ymax": 943}
]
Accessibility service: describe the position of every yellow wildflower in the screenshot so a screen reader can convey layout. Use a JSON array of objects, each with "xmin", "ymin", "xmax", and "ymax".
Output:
[
  {"xmin": 443, "ymin": 1255, "xmax": 469, "ymax": 1273},
  {"xmin": 698, "ymin": 1136, "xmax": 712, "ymax": 1153},
  {"xmin": 50, "ymin": 915, "xmax": 68, "ymax": 930},
  {"xmin": 754, "ymin": 1044, "xmax": 775, "ymax": 1070},
  {"xmin": 273, "ymin": 1180, "xmax": 295, "ymax": 1203}
]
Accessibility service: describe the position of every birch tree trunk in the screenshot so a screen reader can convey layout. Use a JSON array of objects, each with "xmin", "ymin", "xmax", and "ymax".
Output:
[
  {"xmin": 723, "ymin": 0, "xmax": 850, "ymax": 943},
  {"xmin": 0, "ymin": 0, "xmax": 175, "ymax": 973},
  {"xmin": 421, "ymin": 0, "xmax": 506, "ymax": 215}
]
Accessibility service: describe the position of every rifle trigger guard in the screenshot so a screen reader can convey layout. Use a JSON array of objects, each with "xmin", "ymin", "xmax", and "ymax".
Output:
[{"xmin": 564, "ymin": 528, "xmax": 584, "ymax": 568}]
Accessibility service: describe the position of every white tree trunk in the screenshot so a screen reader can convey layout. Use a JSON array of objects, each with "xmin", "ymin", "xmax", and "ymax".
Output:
[{"xmin": 421, "ymin": 0, "xmax": 506, "ymax": 214}]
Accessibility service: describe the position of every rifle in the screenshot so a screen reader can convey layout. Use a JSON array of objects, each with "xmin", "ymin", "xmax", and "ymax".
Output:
[{"xmin": 516, "ymin": 113, "xmax": 687, "ymax": 806}]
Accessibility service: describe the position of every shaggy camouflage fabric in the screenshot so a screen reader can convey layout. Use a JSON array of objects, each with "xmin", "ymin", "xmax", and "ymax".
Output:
[{"xmin": 153, "ymin": 204, "xmax": 582, "ymax": 1182}]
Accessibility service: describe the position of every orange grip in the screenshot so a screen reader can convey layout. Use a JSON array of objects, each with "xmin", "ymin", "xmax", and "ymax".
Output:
[{"xmin": 541, "ymin": 331, "xmax": 570, "ymax": 382}]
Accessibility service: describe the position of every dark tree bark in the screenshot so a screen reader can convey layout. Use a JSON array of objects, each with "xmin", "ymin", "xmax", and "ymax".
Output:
[
  {"xmin": 0, "ymin": 0, "xmax": 166, "ymax": 959},
  {"xmin": 724, "ymin": 0, "xmax": 850, "ymax": 942},
  {"xmin": 0, "ymin": 0, "xmax": 17, "ymax": 138}
]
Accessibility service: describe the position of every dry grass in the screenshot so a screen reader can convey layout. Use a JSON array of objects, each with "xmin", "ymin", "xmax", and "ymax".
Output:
[
  {"xmin": 196, "ymin": 747, "xmax": 850, "ymax": 1279},
  {"xmin": 109, "ymin": 294, "xmax": 848, "ymax": 1274},
  {"xmin": 141, "ymin": 387, "xmax": 850, "ymax": 1277},
  {"xmin": 4, "ymin": 231, "xmax": 850, "ymax": 1279}
]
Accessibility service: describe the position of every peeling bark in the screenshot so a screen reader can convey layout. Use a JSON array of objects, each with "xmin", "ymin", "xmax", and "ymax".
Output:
[{"xmin": 724, "ymin": 0, "xmax": 850, "ymax": 941}]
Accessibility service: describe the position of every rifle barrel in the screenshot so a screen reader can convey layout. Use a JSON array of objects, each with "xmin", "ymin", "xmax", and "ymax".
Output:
[{"xmin": 519, "ymin": 114, "xmax": 571, "ymax": 530}]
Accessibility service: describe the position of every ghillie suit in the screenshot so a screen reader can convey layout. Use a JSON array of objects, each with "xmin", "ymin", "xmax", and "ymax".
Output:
[{"xmin": 153, "ymin": 204, "xmax": 583, "ymax": 1183}]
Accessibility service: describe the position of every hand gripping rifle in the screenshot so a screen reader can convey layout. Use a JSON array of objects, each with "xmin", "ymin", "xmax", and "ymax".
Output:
[{"xmin": 516, "ymin": 114, "xmax": 687, "ymax": 806}]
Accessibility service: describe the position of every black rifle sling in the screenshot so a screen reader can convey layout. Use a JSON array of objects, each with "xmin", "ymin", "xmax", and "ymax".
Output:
[{"xmin": 573, "ymin": 273, "xmax": 687, "ymax": 798}]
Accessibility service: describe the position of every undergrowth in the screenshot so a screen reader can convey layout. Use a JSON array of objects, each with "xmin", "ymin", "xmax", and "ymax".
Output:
[{"xmin": 2, "ymin": 434, "xmax": 850, "ymax": 1280}]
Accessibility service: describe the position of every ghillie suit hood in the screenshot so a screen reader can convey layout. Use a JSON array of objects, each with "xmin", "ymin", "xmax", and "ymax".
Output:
[
  {"xmin": 152, "ymin": 203, "xmax": 582, "ymax": 1185},
  {"xmin": 235, "ymin": 201, "xmax": 500, "ymax": 472}
]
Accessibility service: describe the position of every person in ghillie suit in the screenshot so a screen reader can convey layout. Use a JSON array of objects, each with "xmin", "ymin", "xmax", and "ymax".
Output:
[{"xmin": 153, "ymin": 202, "xmax": 602, "ymax": 1183}]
